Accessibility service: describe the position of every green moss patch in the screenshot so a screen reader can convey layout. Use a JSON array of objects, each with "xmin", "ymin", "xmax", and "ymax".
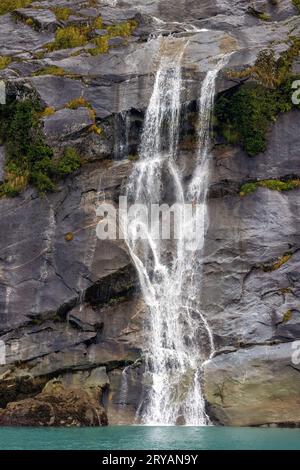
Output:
[
  {"xmin": 56, "ymin": 147, "xmax": 81, "ymax": 176},
  {"xmin": 45, "ymin": 18, "xmax": 137, "ymax": 55},
  {"xmin": 52, "ymin": 7, "xmax": 72, "ymax": 21},
  {"xmin": 66, "ymin": 96, "xmax": 92, "ymax": 110},
  {"xmin": 33, "ymin": 65, "xmax": 66, "ymax": 76},
  {"xmin": 0, "ymin": 0, "xmax": 32, "ymax": 15},
  {"xmin": 215, "ymin": 75, "xmax": 300, "ymax": 156},
  {"xmin": 293, "ymin": 0, "xmax": 300, "ymax": 13},
  {"xmin": 227, "ymin": 38, "xmax": 300, "ymax": 89},
  {"xmin": 262, "ymin": 253, "xmax": 292, "ymax": 272},
  {"xmin": 283, "ymin": 309, "xmax": 293, "ymax": 323},
  {"xmin": 0, "ymin": 56, "xmax": 12, "ymax": 70},
  {"xmin": 240, "ymin": 179, "xmax": 300, "ymax": 196},
  {"xmin": 46, "ymin": 25, "xmax": 89, "ymax": 51}
]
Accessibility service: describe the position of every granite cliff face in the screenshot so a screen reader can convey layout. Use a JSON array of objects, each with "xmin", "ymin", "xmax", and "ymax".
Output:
[{"xmin": 0, "ymin": 0, "xmax": 299, "ymax": 426}]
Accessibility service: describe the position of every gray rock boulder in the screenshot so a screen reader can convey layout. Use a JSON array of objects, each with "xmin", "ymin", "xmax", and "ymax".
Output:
[
  {"xmin": 0, "ymin": 14, "xmax": 54, "ymax": 56},
  {"xmin": 30, "ymin": 75, "xmax": 85, "ymax": 109},
  {"xmin": 204, "ymin": 343, "xmax": 300, "ymax": 426}
]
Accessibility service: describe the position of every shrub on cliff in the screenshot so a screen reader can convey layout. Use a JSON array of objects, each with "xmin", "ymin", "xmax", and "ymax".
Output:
[
  {"xmin": 0, "ymin": 100, "xmax": 81, "ymax": 196},
  {"xmin": 47, "ymin": 26, "xmax": 89, "ymax": 51},
  {"xmin": 56, "ymin": 147, "xmax": 81, "ymax": 176},
  {"xmin": 293, "ymin": 0, "xmax": 300, "ymax": 13},
  {"xmin": 0, "ymin": 0, "xmax": 32, "ymax": 15}
]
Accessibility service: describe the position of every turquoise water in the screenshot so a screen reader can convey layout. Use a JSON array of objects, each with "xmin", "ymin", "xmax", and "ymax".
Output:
[{"xmin": 0, "ymin": 426, "xmax": 299, "ymax": 450}]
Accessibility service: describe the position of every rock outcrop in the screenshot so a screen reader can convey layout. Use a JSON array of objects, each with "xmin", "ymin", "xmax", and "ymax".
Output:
[{"xmin": 0, "ymin": 0, "xmax": 299, "ymax": 427}]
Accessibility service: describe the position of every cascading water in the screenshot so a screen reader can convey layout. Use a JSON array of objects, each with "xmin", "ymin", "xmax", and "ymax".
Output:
[{"xmin": 124, "ymin": 35, "xmax": 229, "ymax": 425}]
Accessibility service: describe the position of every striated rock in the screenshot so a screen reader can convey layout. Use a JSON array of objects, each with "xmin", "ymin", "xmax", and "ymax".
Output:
[
  {"xmin": 30, "ymin": 76, "xmax": 85, "ymax": 109},
  {"xmin": 0, "ymin": 14, "xmax": 54, "ymax": 57},
  {"xmin": 15, "ymin": 9, "xmax": 59, "ymax": 32},
  {"xmin": 204, "ymin": 343, "xmax": 300, "ymax": 426},
  {"xmin": 43, "ymin": 107, "xmax": 95, "ymax": 143},
  {"xmin": 1, "ymin": 323, "xmax": 97, "ymax": 364},
  {"xmin": 201, "ymin": 190, "xmax": 300, "ymax": 348},
  {"xmin": 107, "ymin": 364, "xmax": 145, "ymax": 425},
  {"xmin": 0, "ymin": 159, "xmax": 134, "ymax": 332},
  {"xmin": 210, "ymin": 110, "xmax": 300, "ymax": 190},
  {"xmin": 0, "ymin": 377, "xmax": 108, "ymax": 426},
  {"xmin": 68, "ymin": 304, "xmax": 103, "ymax": 331}
]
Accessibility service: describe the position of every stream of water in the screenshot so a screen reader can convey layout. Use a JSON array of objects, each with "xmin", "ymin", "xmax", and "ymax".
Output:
[{"xmin": 123, "ymin": 36, "xmax": 230, "ymax": 425}]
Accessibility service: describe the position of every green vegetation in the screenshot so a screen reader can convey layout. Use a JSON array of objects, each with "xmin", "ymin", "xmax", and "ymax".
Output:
[
  {"xmin": 39, "ymin": 106, "xmax": 55, "ymax": 118},
  {"xmin": 283, "ymin": 309, "xmax": 293, "ymax": 323},
  {"xmin": 0, "ymin": 99, "xmax": 81, "ymax": 196},
  {"xmin": 53, "ymin": 7, "xmax": 72, "ymax": 21},
  {"xmin": 215, "ymin": 69, "xmax": 300, "ymax": 156},
  {"xmin": 92, "ymin": 16, "xmax": 103, "ymax": 29},
  {"xmin": 293, "ymin": 0, "xmax": 300, "ymax": 13},
  {"xmin": 240, "ymin": 179, "xmax": 300, "ymax": 196},
  {"xmin": 219, "ymin": 44, "xmax": 300, "ymax": 156},
  {"xmin": 257, "ymin": 12, "xmax": 271, "ymax": 21},
  {"xmin": 46, "ymin": 25, "xmax": 89, "ymax": 51},
  {"xmin": 89, "ymin": 123, "xmax": 102, "ymax": 135},
  {"xmin": 65, "ymin": 98, "xmax": 100, "ymax": 131},
  {"xmin": 56, "ymin": 147, "xmax": 81, "ymax": 176},
  {"xmin": 66, "ymin": 96, "xmax": 92, "ymax": 110},
  {"xmin": 33, "ymin": 65, "xmax": 66, "ymax": 76},
  {"xmin": 215, "ymin": 81, "xmax": 292, "ymax": 155},
  {"xmin": 45, "ymin": 17, "xmax": 137, "ymax": 55},
  {"xmin": 248, "ymin": 6, "xmax": 271, "ymax": 21},
  {"xmin": 0, "ymin": 0, "xmax": 32, "ymax": 15},
  {"xmin": 89, "ymin": 36, "xmax": 109, "ymax": 55},
  {"xmin": 262, "ymin": 253, "xmax": 292, "ymax": 272},
  {"xmin": 0, "ymin": 56, "xmax": 11, "ymax": 70},
  {"xmin": 88, "ymin": 20, "xmax": 137, "ymax": 55},
  {"xmin": 106, "ymin": 21, "xmax": 137, "ymax": 37},
  {"xmin": 65, "ymin": 231, "xmax": 74, "ymax": 242},
  {"xmin": 279, "ymin": 287, "xmax": 292, "ymax": 295},
  {"xmin": 227, "ymin": 39, "xmax": 300, "ymax": 89},
  {"xmin": 25, "ymin": 17, "xmax": 34, "ymax": 26}
]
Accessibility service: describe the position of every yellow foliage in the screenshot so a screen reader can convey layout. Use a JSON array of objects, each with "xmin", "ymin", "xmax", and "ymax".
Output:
[
  {"xmin": 89, "ymin": 36, "xmax": 109, "ymax": 55},
  {"xmin": 66, "ymin": 96, "xmax": 92, "ymax": 110},
  {"xmin": 107, "ymin": 20, "xmax": 137, "ymax": 37},
  {"xmin": 47, "ymin": 26, "xmax": 88, "ymax": 51},
  {"xmin": 88, "ymin": 108, "xmax": 96, "ymax": 121},
  {"xmin": 33, "ymin": 66, "xmax": 66, "ymax": 76},
  {"xmin": 92, "ymin": 16, "xmax": 103, "ymax": 29},
  {"xmin": 65, "ymin": 232, "xmax": 74, "ymax": 242},
  {"xmin": 262, "ymin": 253, "xmax": 292, "ymax": 272},
  {"xmin": 39, "ymin": 107, "xmax": 55, "ymax": 118},
  {"xmin": 0, "ymin": 0, "xmax": 32, "ymax": 15},
  {"xmin": 0, "ymin": 56, "xmax": 11, "ymax": 70},
  {"xmin": 89, "ymin": 124, "xmax": 102, "ymax": 135},
  {"xmin": 53, "ymin": 7, "xmax": 72, "ymax": 21},
  {"xmin": 282, "ymin": 309, "xmax": 293, "ymax": 323}
]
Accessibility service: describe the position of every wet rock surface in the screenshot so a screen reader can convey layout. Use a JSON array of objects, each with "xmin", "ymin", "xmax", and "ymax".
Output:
[
  {"xmin": 0, "ymin": 0, "xmax": 299, "ymax": 426},
  {"xmin": 204, "ymin": 343, "xmax": 300, "ymax": 426}
]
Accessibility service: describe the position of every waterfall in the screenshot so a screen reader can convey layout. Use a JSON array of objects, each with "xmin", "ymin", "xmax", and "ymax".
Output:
[{"xmin": 124, "ymin": 37, "xmax": 229, "ymax": 425}]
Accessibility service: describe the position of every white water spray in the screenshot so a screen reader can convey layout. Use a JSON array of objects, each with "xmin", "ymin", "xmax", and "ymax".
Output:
[{"xmin": 124, "ymin": 36, "xmax": 229, "ymax": 425}]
